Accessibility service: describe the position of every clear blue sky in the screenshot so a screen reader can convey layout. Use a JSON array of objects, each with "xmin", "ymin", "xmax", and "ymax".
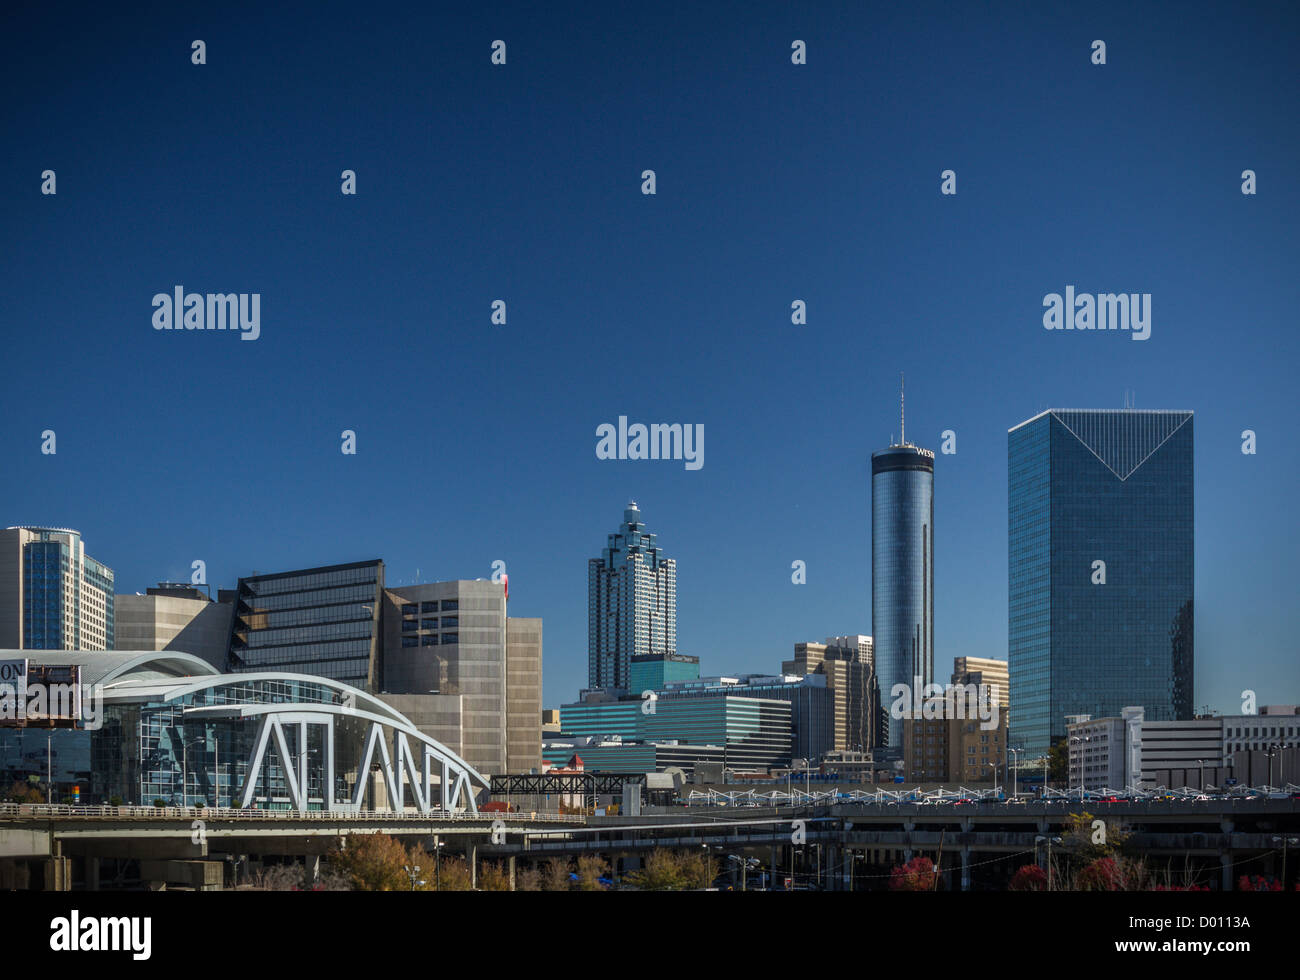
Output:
[{"xmin": 3, "ymin": 1, "xmax": 1296, "ymax": 712}]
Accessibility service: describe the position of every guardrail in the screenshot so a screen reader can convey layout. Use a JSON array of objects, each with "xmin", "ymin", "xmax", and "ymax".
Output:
[
  {"xmin": 0, "ymin": 803, "xmax": 582, "ymax": 823},
  {"xmin": 679, "ymin": 783, "xmax": 1300, "ymax": 807}
]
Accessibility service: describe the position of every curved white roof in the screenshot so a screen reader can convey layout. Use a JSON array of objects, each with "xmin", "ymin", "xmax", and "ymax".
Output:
[{"xmin": 6, "ymin": 649, "xmax": 219, "ymax": 689}]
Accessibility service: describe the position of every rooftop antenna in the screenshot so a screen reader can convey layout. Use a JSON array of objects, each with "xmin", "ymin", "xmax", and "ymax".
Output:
[{"xmin": 900, "ymin": 372, "xmax": 905, "ymax": 446}]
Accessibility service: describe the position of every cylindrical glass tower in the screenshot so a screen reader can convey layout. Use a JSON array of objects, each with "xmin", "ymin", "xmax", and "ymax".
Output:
[{"xmin": 871, "ymin": 444, "xmax": 935, "ymax": 747}]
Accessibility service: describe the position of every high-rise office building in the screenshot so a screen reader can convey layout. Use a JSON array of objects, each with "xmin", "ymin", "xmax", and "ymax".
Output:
[
  {"xmin": 588, "ymin": 501, "xmax": 677, "ymax": 692},
  {"xmin": 383, "ymin": 579, "xmax": 509, "ymax": 776},
  {"xmin": 871, "ymin": 385, "xmax": 936, "ymax": 747},
  {"xmin": 380, "ymin": 580, "xmax": 541, "ymax": 777},
  {"xmin": 505, "ymin": 617, "xmax": 543, "ymax": 774},
  {"xmin": 0, "ymin": 526, "xmax": 115, "ymax": 650},
  {"xmin": 1008, "ymin": 409, "xmax": 1194, "ymax": 759},
  {"xmin": 226, "ymin": 560, "xmax": 384, "ymax": 690}
]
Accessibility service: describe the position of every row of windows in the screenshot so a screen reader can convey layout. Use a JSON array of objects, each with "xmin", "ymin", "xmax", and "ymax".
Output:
[
  {"xmin": 403, "ymin": 617, "xmax": 458, "ymax": 631},
  {"xmin": 242, "ymin": 565, "xmax": 380, "ymax": 597},
  {"xmin": 402, "ymin": 600, "xmax": 458, "ymax": 615},
  {"xmin": 400, "ymin": 634, "xmax": 459, "ymax": 647}
]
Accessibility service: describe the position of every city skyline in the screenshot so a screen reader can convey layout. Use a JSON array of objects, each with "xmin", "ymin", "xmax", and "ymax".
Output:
[
  {"xmin": 3, "ymin": 3, "xmax": 1296, "ymax": 716},
  {"xmin": 4, "ymin": 389, "xmax": 1289, "ymax": 726}
]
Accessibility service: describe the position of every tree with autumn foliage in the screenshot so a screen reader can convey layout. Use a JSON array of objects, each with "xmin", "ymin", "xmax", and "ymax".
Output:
[
  {"xmin": 889, "ymin": 856, "xmax": 938, "ymax": 891},
  {"xmin": 575, "ymin": 853, "xmax": 610, "ymax": 890},
  {"xmin": 624, "ymin": 848, "xmax": 717, "ymax": 891},
  {"xmin": 328, "ymin": 833, "xmax": 442, "ymax": 891},
  {"xmin": 2, "ymin": 781, "xmax": 44, "ymax": 804},
  {"xmin": 1238, "ymin": 874, "xmax": 1284, "ymax": 892},
  {"xmin": 1008, "ymin": 864, "xmax": 1048, "ymax": 891},
  {"xmin": 1072, "ymin": 855, "xmax": 1150, "ymax": 891}
]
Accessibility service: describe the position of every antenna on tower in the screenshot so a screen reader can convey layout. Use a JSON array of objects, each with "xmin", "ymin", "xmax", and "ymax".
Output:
[{"xmin": 900, "ymin": 372, "xmax": 905, "ymax": 446}]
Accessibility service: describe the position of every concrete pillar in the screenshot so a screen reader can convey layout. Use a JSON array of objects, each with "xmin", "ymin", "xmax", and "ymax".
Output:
[
  {"xmin": 86, "ymin": 856, "xmax": 100, "ymax": 892},
  {"xmin": 42, "ymin": 856, "xmax": 70, "ymax": 891},
  {"xmin": 470, "ymin": 843, "xmax": 478, "ymax": 889},
  {"xmin": 960, "ymin": 847, "xmax": 971, "ymax": 892},
  {"xmin": 1221, "ymin": 853, "xmax": 1233, "ymax": 892},
  {"xmin": 508, "ymin": 855, "xmax": 516, "ymax": 892},
  {"xmin": 309, "ymin": 854, "xmax": 320, "ymax": 884}
]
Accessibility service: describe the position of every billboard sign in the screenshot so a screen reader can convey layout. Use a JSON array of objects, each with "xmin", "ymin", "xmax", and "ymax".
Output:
[
  {"xmin": 0, "ymin": 660, "xmax": 84, "ymax": 726},
  {"xmin": 0, "ymin": 658, "xmax": 29, "ymax": 723}
]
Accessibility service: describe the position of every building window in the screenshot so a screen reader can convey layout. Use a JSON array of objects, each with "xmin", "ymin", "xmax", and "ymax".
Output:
[{"xmin": 441, "ymin": 633, "xmax": 458, "ymax": 644}]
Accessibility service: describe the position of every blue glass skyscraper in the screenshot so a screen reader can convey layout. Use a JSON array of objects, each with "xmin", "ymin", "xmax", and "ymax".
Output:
[
  {"xmin": 872, "ymin": 428, "xmax": 936, "ymax": 748},
  {"xmin": 588, "ymin": 501, "xmax": 677, "ymax": 693},
  {"xmin": 1008, "ymin": 409, "xmax": 1194, "ymax": 759}
]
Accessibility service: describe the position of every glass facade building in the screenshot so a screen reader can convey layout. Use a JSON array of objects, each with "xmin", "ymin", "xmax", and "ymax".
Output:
[
  {"xmin": 94, "ymin": 675, "xmax": 349, "ymax": 808},
  {"xmin": 226, "ymin": 561, "xmax": 384, "ymax": 691},
  {"xmin": 871, "ymin": 446, "xmax": 935, "ymax": 747},
  {"xmin": 0, "ymin": 526, "xmax": 114, "ymax": 650},
  {"xmin": 1008, "ymin": 409, "xmax": 1194, "ymax": 759},
  {"xmin": 628, "ymin": 653, "xmax": 699, "ymax": 694},
  {"xmin": 588, "ymin": 501, "xmax": 677, "ymax": 691},
  {"xmin": 560, "ymin": 692, "xmax": 793, "ymax": 770},
  {"xmin": 11, "ymin": 651, "xmax": 488, "ymax": 811}
]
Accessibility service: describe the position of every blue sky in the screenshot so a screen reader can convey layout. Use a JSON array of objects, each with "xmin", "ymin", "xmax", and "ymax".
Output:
[{"xmin": 2, "ymin": 1, "xmax": 1297, "ymax": 711}]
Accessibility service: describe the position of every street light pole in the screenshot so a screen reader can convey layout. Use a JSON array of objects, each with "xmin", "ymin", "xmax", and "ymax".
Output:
[
  {"xmin": 46, "ymin": 734, "xmax": 52, "ymax": 804},
  {"xmin": 1273, "ymin": 836, "xmax": 1298, "ymax": 889},
  {"xmin": 1069, "ymin": 736, "xmax": 1091, "ymax": 799}
]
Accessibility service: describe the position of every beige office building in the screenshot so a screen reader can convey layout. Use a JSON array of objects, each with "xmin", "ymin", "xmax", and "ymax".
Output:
[
  {"xmin": 380, "ymin": 580, "xmax": 541, "ymax": 777},
  {"xmin": 506, "ymin": 618, "xmax": 543, "ymax": 773},
  {"xmin": 902, "ymin": 658, "xmax": 1010, "ymax": 783},
  {"xmin": 785, "ymin": 635, "xmax": 878, "ymax": 755},
  {"xmin": 114, "ymin": 584, "xmax": 233, "ymax": 670},
  {"xmin": 952, "ymin": 656, "xmax": 1010, "ymax": 711}
]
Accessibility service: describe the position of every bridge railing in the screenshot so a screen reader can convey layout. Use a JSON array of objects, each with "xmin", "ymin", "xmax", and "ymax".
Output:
[{"xmin": 0, "ymin": 802, "xmax": 581, "ymax": 822}]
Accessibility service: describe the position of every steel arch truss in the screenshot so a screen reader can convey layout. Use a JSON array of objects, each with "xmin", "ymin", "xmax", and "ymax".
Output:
[{"xmin": 236, "ymin": 706, "xmax": 485, "ymax": 815}]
